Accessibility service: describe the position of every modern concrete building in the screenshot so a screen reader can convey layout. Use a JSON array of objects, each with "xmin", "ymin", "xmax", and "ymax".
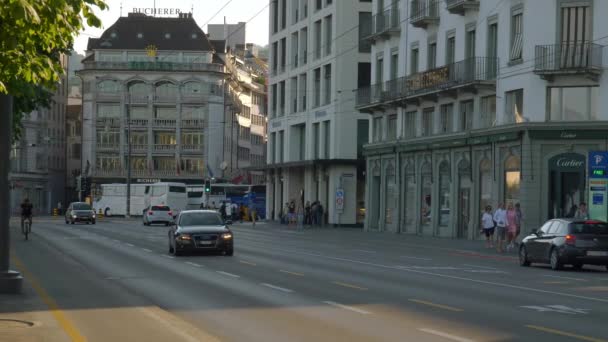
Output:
[
  {"xmin": 266, "ymin": 0, "xmax": 372, "ymax": 225},
  {"xmin": 208, "ymin": 22, "xmax": 247, "ymax": 51},
  {"xmin": 77, "ymin": 12, "xmax": 226, "ymax": 193},
  {"xmin": 358, "ymin": 0, "xmax": 608, "ymax": 238},
  {"xmin": 9, "ymin": 55, "xmax": 68, "ymax": 215}
]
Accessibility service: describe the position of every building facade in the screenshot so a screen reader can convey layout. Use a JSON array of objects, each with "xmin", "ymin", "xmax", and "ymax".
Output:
[
  {"xmin": 358, "ymin": 0, "xmax": 608, "ymax": 238},
  {"xmin": 66, "ymin": 86, "xmax": 82, "ymax": 203},
  {"xmin": 266, "ymin": 0, "xmax": 372, "ymax": 225},
  {"xmin": 77, "ymin": 12, "xmax": 226, "ymax": 194},
  {"xmin": 9, "ymin": 55, "xmax": 68, "ymax": 215}
]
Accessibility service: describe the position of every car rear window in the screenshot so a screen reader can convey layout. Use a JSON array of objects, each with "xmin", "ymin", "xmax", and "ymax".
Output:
[
  {"xmin": 179, "ymin": 212, "xmax": 223, "ymax": 226},
  {"xmin": 73, "ymin": 203, "xmax": 92, "ymax": 210},
  {"xmin": 152, "ymin": 206, "xmax": 170, "ymax": 211},
  {"xmin": 570, "ymin": 222, "xmax": 608, "ymax": 235},
  {"xmin": 169, "ymin": 186, "xmax": 186, "ymax": 193}
]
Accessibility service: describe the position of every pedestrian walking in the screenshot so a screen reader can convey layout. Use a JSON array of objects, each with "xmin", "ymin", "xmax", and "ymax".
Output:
[
  {"xmin": 316, "ymin": 202, "xmax": 324, "ymax": 227},
  {"xmin": 225, "ymin": 202, "xmax": 232, "ymax": 221},
  {"xmin": 231, "ymin": 202, "xmax": 238, "ymax": 222},
  {"xmin": 514, "ymin": 203, "xmax": 523, "ymax": 245},
  {"xmin": 481, "ymin": 205, "xmax": 495, "ymax": 248},
  {"xmin": 220, "ymin": 202, "xmax": 227, "ymax": 220},
  {"xmin": 304, "ymin": 201, "xmax": 311, "ymax": 225},
  {"xmin": 506, "ymin": 203, "xmax": 517, "ymax": 252},
  {"xmin": 311, "ymin": 201, "xmax": 318, "ymax": 225},
  {"xmin": 575, "ymin": 202, "xmax": 589, "ymax": 219},
  {"xmin": 288, "ymin": 200, "xmax": 296, "ymax": 226},
  {"xmin": 493, "ymin": 203, "xmax": 507, "ymax": 253}
]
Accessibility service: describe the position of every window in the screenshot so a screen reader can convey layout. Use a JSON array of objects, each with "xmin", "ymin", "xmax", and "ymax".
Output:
[
  {"xmin": 279, "ymin": 131, "xmax": 284, "ymax": 162},
  {"xmin": 300, "ymin": 27, "xmax": 308, "ymax": 65},
  {"xmin": 510, "ymin": 10, "xmax": 523, "ymax": 62},
  {"xmin": 386, "ymin": 114, "xmax": 397, "ymax": 140},
  {"xmin": 323, "ymin": 64, "xmax": 332, "ymax": 105},
  {"xmin": 315, "ymin": 0, "xmax": 322, "ymax": 11},
  {"xmin": 373, "ymin": 117, "xmax": 383, "ymax": 142},
  {"xmin": 271, "ymin": 84, "xmax": 277, "ymax": 117},
  {"xmin": 97, "ymin": 80, "xmax": 121, "ymax": 93},
  {"xmin": 281, "ymin": 0, "xmax": 287, "ymax": 29},
  {"xmin": 404, "ymin": 111, "xmax": 417, "ymax": 138},
  {"xmin": 505, "ymin": 89, "xmax": 524, "ymax": 124},
  {"xmin": 97, "ymin": 104, "xmax": 120, "ymax": 118},
  {"xmin": 299, "ymin": 73, "xmax": 307, "ymax": 111},
  {"xmin": 182, "ymin": 106, "xmax": 205, "ymax": 120},
  {"xmin": 272, "ymin": 0, "xmax": 279, "ymax": 32},
  {"xmin": 376, "ymin": 57, "xmax": 384, "ymax": 84},
  {"xmin": 460, "ymin": 100, "xmax": 474, "ymax": 131},
  {"xmin": 279, "ymin": 81, "xmax": 286, "ymax": 115},
  {"xmin": 539, "ymin": 221, "xmax": 554, "ymax": 234},
  {"xmin": 182, "ymin": 82, "xmax": 203, "ymax": 95},
  {"xmin": 547, "ymin": 87, "xmax": 598, "ymax": 121},
  {"xmin": 181, "ymin": 132, "xmax": 203, "ymax": 146},
  {"xmin": 271, "ymin": 42, "xmax": 278, "ymax": 74},
  {"xmin": 314, "ymin": 20, "xmax": 322, "ymax": 59},
  {"xmin": 410, "ymin": 47, "xmax": 419, "ymax": 74},
  {"xmin": 359, "ymin": 12, "xmax": 372, "ymax": 53},
  {"xmin": 390, "ymin": 52, "xmax": 399, "ymax": 80},
  {"xmin": 427, "ymin": 42, "xmax": 437, "ymax": 69},
  {"xmin": 422, "ymin": 108, "xmax": 434, "ymax": 136},
  {"xmin": 324, "ymin": 15, "xmax": 332, "ymax": 56},
  {"xmin": 291, "ymin": 32, "xmax": 299, "ymax": 68},
  {"xmin": 154, "ymin": 132, "xmax": 176, "ymax": 145},
  {"xmin": 466, "ymin": 29, "xmax": 476, "ymax": 59},
  {"xmin": 481, "ymin": 95, "xmax": 496, "ymax": 128},
  {"xmin": 446, "ymin": 35, "xmax": 456, "ymax": 65},
  {"xmin": 438, "ymin": 162, "xmax": 451, "ymax": 227},
  {"xmin": 314, "ymin": 68, "xmax": 321, "ymax": 107},
  {"xmin": 280, "ymin": 38, "xmax": 287, "ymax": 72},
  {"xmin": 72, "ymin": 143, "xmax": 81, "ymax": 159},
  {"xmin": 440, "ymin": 104, "xmax": 453, "ymax": 134},
  {"xmin": 504, "ymin": 155, "xmax": 521, "ymax": 205},
  {"xmin": 323, "ymin": 120, "xmax": 330, "ymax": 158},
  {"xmin": 560, "ymin": 5, "xmax": 591, "ymax": 44},
  {"xmin": 313, "ymin": 122, "xmax": 320, "ymax": 159}
]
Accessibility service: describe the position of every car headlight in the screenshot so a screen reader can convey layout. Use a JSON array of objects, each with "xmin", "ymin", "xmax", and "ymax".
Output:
[
  {"xmin": 92, "ymin": 213, "xmax": 96, "ymax": 218},
  {"xmin": 177, "ymin": 234, "xmax": 192, "ymax": 241},
  {"xmin": 221, "ymin": 233, "xmax": 233, "ymax": 240},
  {"xmin": 72, "ymin": 215, "xmax": 77, "ymax": 219}
]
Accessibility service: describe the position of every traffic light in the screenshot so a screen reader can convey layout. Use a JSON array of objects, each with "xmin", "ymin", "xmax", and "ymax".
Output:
[{"xmin": 204, "ymin": 180, "xmax": 211, "ymax": 193}]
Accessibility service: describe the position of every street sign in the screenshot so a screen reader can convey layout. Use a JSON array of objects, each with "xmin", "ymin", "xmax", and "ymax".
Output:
[
  {"xmin": 588, "ymin": 151, "xmax": 608, "ymax": 221},
  {"xmin": 336, "ymin": 188, "xmax": 344, "ymax": 211}
]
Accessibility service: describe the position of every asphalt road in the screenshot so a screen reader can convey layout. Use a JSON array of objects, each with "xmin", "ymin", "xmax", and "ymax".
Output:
[{"xmin": 8, "ymin": 217, "xmax": 608, "ymax": 342}]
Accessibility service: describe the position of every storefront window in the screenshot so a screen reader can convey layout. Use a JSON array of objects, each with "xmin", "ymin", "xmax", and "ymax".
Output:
[
  {"xmin": 385, "ymin": 162, "xmax": 397, "ymax": 230},
  {"xmin": 404, "ymin": 165, "xmax": 416, "ymax": 233},
  {"xmin": 547, "ymin": 86, "xmax": 598, "ymax": 121},
  {"xmin": 479, "ymin": 159, "xmax": 492, "ymax": 216},
  {"xmin": 420, "ymin": 163, "xmax": 432, "ymax": 232},
  {"xmin": 504, "ymin": 155, "xmax": 521, "ymax": 206},
  {"xmin": 370, "ymin": 163, "xmax": 381, "ymax": 230},
  {"xmin": 458, "ymin": 160, "xmax": 472, "ymax": 239},
  {"xmin": 438, "ymin": 162, "xmax": 451, "ymax": 227}
]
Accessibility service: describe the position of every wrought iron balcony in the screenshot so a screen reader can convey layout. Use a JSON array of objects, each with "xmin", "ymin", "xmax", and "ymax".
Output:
[
  {"xmin": 181, "ymin": 119, "xmax": 204, "ymax": 129},
  {"xmin": 410, "ymin": 0, "xmax": 439, "ymax": 28},
  {"xmin": 128, "ymin": 119, "xmax": 148, "ymax": 128},
  {"xmin": 534, "ymin": 42, "xmax": 603, "ymax": 81},
  {"xmin": 153, "ymin": 144, "xmax": 177, "ymax": 152},
  {"xmin": 367, "ymin": 8, "xmax": 401, "ymax": 41},
  {"xmin": 95, "ymin": 92, "xmax": 122, "ymax": 101},
  {"xmin": 153, "ymin": 119, "xmax": 177, "ymax": 127},
  {"xmin": 127, "ymin": 94, "xmax": 149, "ymax": 104},
  {"xmin": 181, "ymin": 144, "xmax": 203, "ymax": 153},
  {"xmin": 445, "ymin": 0, "xmax": 479, "ymax": 15},
  {"xmin": 96, "ymin": 118, "xmax": 121, "ymax": 127},
  {"xmin": 128, "ymin": 144, "xmax": 148, "ymax": 153},
  {"xmin": 83, "ymin": 61, "xmax": 225, "ymax": 73}
]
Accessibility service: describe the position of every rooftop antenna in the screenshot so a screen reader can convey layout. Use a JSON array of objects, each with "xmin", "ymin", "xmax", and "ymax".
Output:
[
  {"xmin": 119, "ymin": 2, "xmax": 122, "ymax": 16},
  {"xmin": 191, "ymin": 3, "xmax": 194, "ymax": 14}
]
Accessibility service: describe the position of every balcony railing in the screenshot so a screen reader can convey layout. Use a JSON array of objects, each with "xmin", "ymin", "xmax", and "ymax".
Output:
[
  {"xmin": 181, "ymin": 144, "xmax": 203, "ymax": 152},
  {"xmin": 370, "ymin": 8, "xmax": 400, "ymax": 39},
  {"xmin": 154, "ymin": 94, "xmax": 177, "ymax": 103},
  {"xmin": 83, "ymin": 61, "xmax": 225, "ymax": 73},
  {"xmin": 356, "ymin": 57, "xmax": 498, "ymax": 110},
  {"xmin": 153, "ymin": 119, "xmax": 177, "ymax": 127},
  {"xmin": 96, "ymin": 143, "xmax": 119, "ymax": 150},
  {"xmin": 410, "ymin": 0, "xmax": 439, "ymax": 28},
  {"xmin": 534, "ymin": 43, "xmax": 603, "ymax": 80},
  {"xmin": 445, "ymin": 0, "xmax": 479, "ymax": 15},
  {"xmin": 128, "ymin": 119, "xmax": 148, "ymax": 127},
  {"xmin": 96, "ymin": 118, "xmax": 121, "ymax": 127},
  {"xmin": 94, "ymin": 169, "xmax": 204, "ymax": 178},
  {"xmin": 153, "ymin": 144, "xmax": 177, "ymax": 152},
  {"xmin": 129, "ymin": 144, "xmax": 148, "ymax": 152},
  {"xmin": 181, "ymin": 119, "xmax": 204, "ymax": 129},
  {"xmin": 127, "ymin": 94, "xmax": 149, "ymax": 104},
  {"xmin": 96, "ymin": 92, "xmax": 122, "ymax": 101}
]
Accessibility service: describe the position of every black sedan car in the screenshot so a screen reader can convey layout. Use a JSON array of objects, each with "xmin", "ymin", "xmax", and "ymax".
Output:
[
  {"xmin": 65, "ymin": 202, "xmax": 96, "ymax": 225},
  {"xmin": 168, "ymin": 210, "xmax": 233, "ymax": 256},
  {"xmin": 519, "ymin": 218, "xmax": 608, "ymax": 270}
]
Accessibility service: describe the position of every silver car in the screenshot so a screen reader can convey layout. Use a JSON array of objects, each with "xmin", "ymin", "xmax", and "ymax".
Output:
[{"xmin": 143, "ymin": 205, "xmax": 174, "ymax": 226}]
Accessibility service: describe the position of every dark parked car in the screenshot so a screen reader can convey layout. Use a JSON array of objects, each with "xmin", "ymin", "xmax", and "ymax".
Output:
[
  {"xmin": 519, "ymin": 218, "xmax": 608, "ymax": 271},
  {"xmin": 65, "ymin": 202, "xmax": 96, "ymax": 225},
  {"xmin": 168, "ymin": 210, "xmax": 233, "ymax": 256}
]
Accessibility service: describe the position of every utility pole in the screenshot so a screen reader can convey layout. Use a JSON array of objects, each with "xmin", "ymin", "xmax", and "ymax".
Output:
[
  {"xmin": 0, "ymin": 94, "xmax": 23, "ymax": 293},
  {"xmin": 126, "ymin": 96, "xmax": 132, "ymax": 218}
]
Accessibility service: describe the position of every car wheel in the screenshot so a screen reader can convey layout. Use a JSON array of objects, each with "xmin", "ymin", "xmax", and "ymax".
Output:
[
  {"xmin": 71, "ymin": 220, "xmax": 75, "ymax": 225},
  {"xmin": 92, "ymin": 220, "xmax": 96, "ymax": 225},
  {"xmin": 165, "ymin": 222, "xmax": 170, "ymax": 226},
  {"xmin": 572, "ymin": 263, "xmax": 583, "ymax": 270},
  {"xmin": 519, "ymin": 246, "xmax": 531, "ymax": 267},
  {"xmin": 65, "ymin": 220, "xmax": 69, "ymax": 224},
  {"xmin": 224, "ymin": 249, "xmax": 234, "ymax": 256},
  {"xmin": 550, "ymin": 248, "xmax": 563, "ymax": 271},
  {"xmin": 168, "ymin": 240, "xmax": 174, "ymax": 254}
]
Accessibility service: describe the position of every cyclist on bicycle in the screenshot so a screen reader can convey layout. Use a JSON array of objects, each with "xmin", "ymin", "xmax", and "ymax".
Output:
[{"xmin": 21, "ymin": 198, "xmax": 33, "ymax": 230}]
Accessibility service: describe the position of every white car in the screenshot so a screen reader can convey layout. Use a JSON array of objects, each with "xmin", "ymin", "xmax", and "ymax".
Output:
[{"xmin": 143, "ymin": 205, "xmax": 174, "ymax": 226}]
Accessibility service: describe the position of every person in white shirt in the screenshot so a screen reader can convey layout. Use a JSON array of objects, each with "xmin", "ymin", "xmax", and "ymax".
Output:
[
  {"xmin": 225, "ymin": 202, "xmax": 232, "ymax": 219},
  {"xmin": 231, "ymin": 202, "xmax": 238, "ymax": 221},
  {"xmin": 481, "ymin": 205, "xmax": 495, "ymax": 248},
  {"xmin": 493, "ymin": 203, "xmax": 508, "ymax": 253}
]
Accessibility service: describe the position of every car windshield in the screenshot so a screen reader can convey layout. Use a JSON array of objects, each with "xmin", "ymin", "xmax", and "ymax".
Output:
[
  {"xmin": 151, "ymin": 206, "xmax": 170, "ymax": 211},
  {"xmin": 570, "ymin": 222, "xmax": 608, "ymax": 235},
  {"xmin": 179, "ymin": 212, "xmax": 223, "ymax": 226},
  {"xmin": 73, "ymin": 203, "xmax": 92, "ymax": 210}
]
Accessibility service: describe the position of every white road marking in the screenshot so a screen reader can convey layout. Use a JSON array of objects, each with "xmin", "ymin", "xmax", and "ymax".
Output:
[
  {"xmin": 543, "ymin": 275, "xmax": 586, "ymax": 281},
  {"xmin": 142, "ymin": 248, "xmax": 152, "ymax": 253},
  {"xmin": 323, "ymin": 301, "xmax": 371, "ymax": 315},
  {"xmin": 352, "ymin": 249, "xmax": 376, "ymax": 253},
  {"xmin": 261, "ymin": 245, "xmax": 608, "ymax": 304},
  {"xmin": 400, "ymin": 255, "xmax": 432, "ymax": 261},
  {"xmin": 185, "ymin": 262, "xmax": 203, "ymax": 268},
  {"xmin": 463, "ymin": 264, "xmax": 497, "ymax": 270},
  {"xmin": 216, "ymin": 271, "xmax": 240, "ymax": 278},
  {"xmin": 125, "ymin": 243, "xmax": 135, "ymax": 247},
  {"xmin": 418, "ymin": 328, "xmax": 475, "ymax": 342},
  {"xmin": 521, "ymin": 305, "xmax": 590, "ymax": 315},
  {"xmin": 112, "ymin": 239, "xmax": 120, "ymax": 243},
  {"xmin": 261, "ymin": 283, "xmax": 293, "ymax": 293},
  {"xmin": 161, "ymin": 255, "xmax": 175, "ymax": 259}
]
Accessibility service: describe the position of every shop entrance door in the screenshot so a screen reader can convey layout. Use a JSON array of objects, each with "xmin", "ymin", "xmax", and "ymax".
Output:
[{"xmin": 548, "ymin": 153, "xmax": 586, "ymax": 219}]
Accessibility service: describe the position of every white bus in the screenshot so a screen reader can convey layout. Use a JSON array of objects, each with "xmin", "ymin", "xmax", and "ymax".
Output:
[
  {"xmin": 93, "ymin": 184, "xmax": 147, "ymax": 217},
  {"xmin": 144, "ymin": 182, "xmax": 188, "ymax": 216}
]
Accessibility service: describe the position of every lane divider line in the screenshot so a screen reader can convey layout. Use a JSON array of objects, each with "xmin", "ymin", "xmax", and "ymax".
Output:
[
  {"xmin": 525, "ymin": 325, "xmax": 607, "ymax": 342},
  {"xmin": 185, "ymin": 262, "xmax": 203, "ymax": 268},
  {"xmin": 216, "ymin": 271, "xmax": 240, "ymax": 278},
  {"xmin": 409, "ymin": 299, "xmax": 464, "ymax": 312},
  {"xmin": 463, "ymin": 264, "xmax": 497, "ymax": 270},
  {"xmin": 279, "ymin": 269, "xmax": 304, "ymax": 277},
  {"xmin": 239, "ymin": 260, "xmax": 257, "ymax": 266},
  {"xmin": 125, "ymin": 243, "xmax": 134, "ymax": 247},
  {"xmin": 12, "ymin": 255, "xmax": 87, "ymax": 342},
  {"xmin": 161, "ymin": 255, "xmax": 175, "ymax": 259},
  {"xmin": 332, "ymin": 281, "xmax": 368, "ymax": 291},
  {"xmin": 543, "ymin": 275, "xmax": 586, "ymax": 282},
  {"xmin": 352, "ymin": 249, "xmax": 376, "ymax": 254},
  {"xmin": 323, "ymin": 301, "xmax": 371, "ymax": 315},
  {"xmin": 142, "ymin": 248, "xmax": 153, "ymax": 253},
  {"xmin": 400, "ymin": 255, "xmax": 432, "ymax": 261},
  {"xmin": 418, "ymin": 328, "xmax": 475, "ymax": 342},
  {"xmin": 260, "ymin": 283, "xmax": 293, "ymax": 293}
]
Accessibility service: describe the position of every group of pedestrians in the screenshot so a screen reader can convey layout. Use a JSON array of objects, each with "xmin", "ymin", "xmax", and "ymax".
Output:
[
  {"xmin": 481, "ymin": 202, "xmax": 523, "ymax": 253},
  {"xmin": 280, "ymin": 200, "xmax": 324, "ymax": 227},
  {"xmin": 201, "ymin": 201, "xmax": 257, "ymax": 225}
]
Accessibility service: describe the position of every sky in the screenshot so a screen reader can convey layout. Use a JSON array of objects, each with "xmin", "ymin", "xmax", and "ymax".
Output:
[{"xmin": 74, "ymin": 0, "xmax": 270, "ymax": 54}]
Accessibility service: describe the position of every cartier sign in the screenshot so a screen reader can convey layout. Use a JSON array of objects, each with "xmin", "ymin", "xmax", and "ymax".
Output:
[
  {"xmin": 556, "ymin": 158, "xmax": 584, "ymax": 168},
  {"xmin": 550, "ymin": 153, "xmax": 585, "ymax": 171}
]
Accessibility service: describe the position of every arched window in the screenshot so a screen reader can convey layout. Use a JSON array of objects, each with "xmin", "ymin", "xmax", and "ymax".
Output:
[
  {"xmin": 504, "ymin": 155, "xmax": 521, "ymax": 206},
  {"xmin": 403, "ymin": 163, "xmax": 416, "ymax": 233},
  {"xmin": 97, "ymin": 80, "xmax": 121, "ymax": 93},
  {"xmin": 420, "ymin": 162, "xmax": 432, "ymax": 232},
  {"xmin": 479, "ymin": 158, "xmax": 492, "ymax": 215},
  {"xmin": 384, "ymin": 162, "xmax": 397, "ymax": 230},
  {"xmin": 128, "ymin": 81, "xmax": 148, "ymax": 96},
  {"xmin": 370, "ymin": 161, "xmax": 382, "ymax": 230},
  {"xmin": 155, "ymin": 81, "xmax": 178, "ymax": 98},
  {"xmin": 182, "ymin": 81, "xmax": 204, "ymax": 96},
  {"xmin": 438, "ymin": 161, "xmax": 451, "ymax": 227}
]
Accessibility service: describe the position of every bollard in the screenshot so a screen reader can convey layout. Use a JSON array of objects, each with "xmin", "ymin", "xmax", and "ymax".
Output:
[
  {"xmin": 53, "ymin": 208, "xmax": 58, "ymax": 216},
  {"xmin": 98, "ymin": 208, "xmax": 104, "ymax": 219}
]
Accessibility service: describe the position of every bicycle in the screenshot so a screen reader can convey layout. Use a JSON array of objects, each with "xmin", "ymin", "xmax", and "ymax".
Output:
[{"xmin": 21, "ymin": 216, "xmax": 32, "ymax": 240}]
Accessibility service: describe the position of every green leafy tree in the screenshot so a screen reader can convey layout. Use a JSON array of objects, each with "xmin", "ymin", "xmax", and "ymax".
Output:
[{"xmin": 1, "ymin": 0, "xmax": 107, "ymax": 140}]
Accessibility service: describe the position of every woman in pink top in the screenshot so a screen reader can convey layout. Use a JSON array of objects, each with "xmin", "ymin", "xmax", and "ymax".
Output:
[{"xmin": 506, "ymin": 203, "xmax": 517, "ymax": 252}]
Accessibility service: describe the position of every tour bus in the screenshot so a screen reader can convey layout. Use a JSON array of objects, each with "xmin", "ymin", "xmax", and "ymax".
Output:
[
  {"xmin": 186, "ymin": 185, "xmax": 205, "ymax": 210},
  {"xmin": 93, "ymin": 184, "xmax": 147, "ymax": 217},
  {"xmin": 144, "ymin": 182, "xmax": 188, "ymax": 216},
  {"xmin": 190, "ymin": 183, "xmax": 266, "ymax": 219}
]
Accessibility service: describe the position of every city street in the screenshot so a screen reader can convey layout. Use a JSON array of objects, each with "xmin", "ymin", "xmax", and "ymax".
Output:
[{"xmin": 6, "ymin": 217, "xmax": 608, "ymax": 342}]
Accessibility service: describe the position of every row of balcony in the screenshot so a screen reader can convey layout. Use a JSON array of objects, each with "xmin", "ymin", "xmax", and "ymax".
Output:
[
  {"xmin": 93, "ymin": 169, "xmax": 205, "ymax": 178},
  {"xmin": 96, "ymin": 144, "xmax": 204, "ymax": 153},
  {"xmin": 82, "ymin": 61, "xmax": 225, "ymax": 73},
  {"xmin": 95, "ymin": 118, "xmax": 205, "ymax": 129},
  {"xmin": 95, "ymin": 93, "xmax": 218, "ymax": 104}
]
